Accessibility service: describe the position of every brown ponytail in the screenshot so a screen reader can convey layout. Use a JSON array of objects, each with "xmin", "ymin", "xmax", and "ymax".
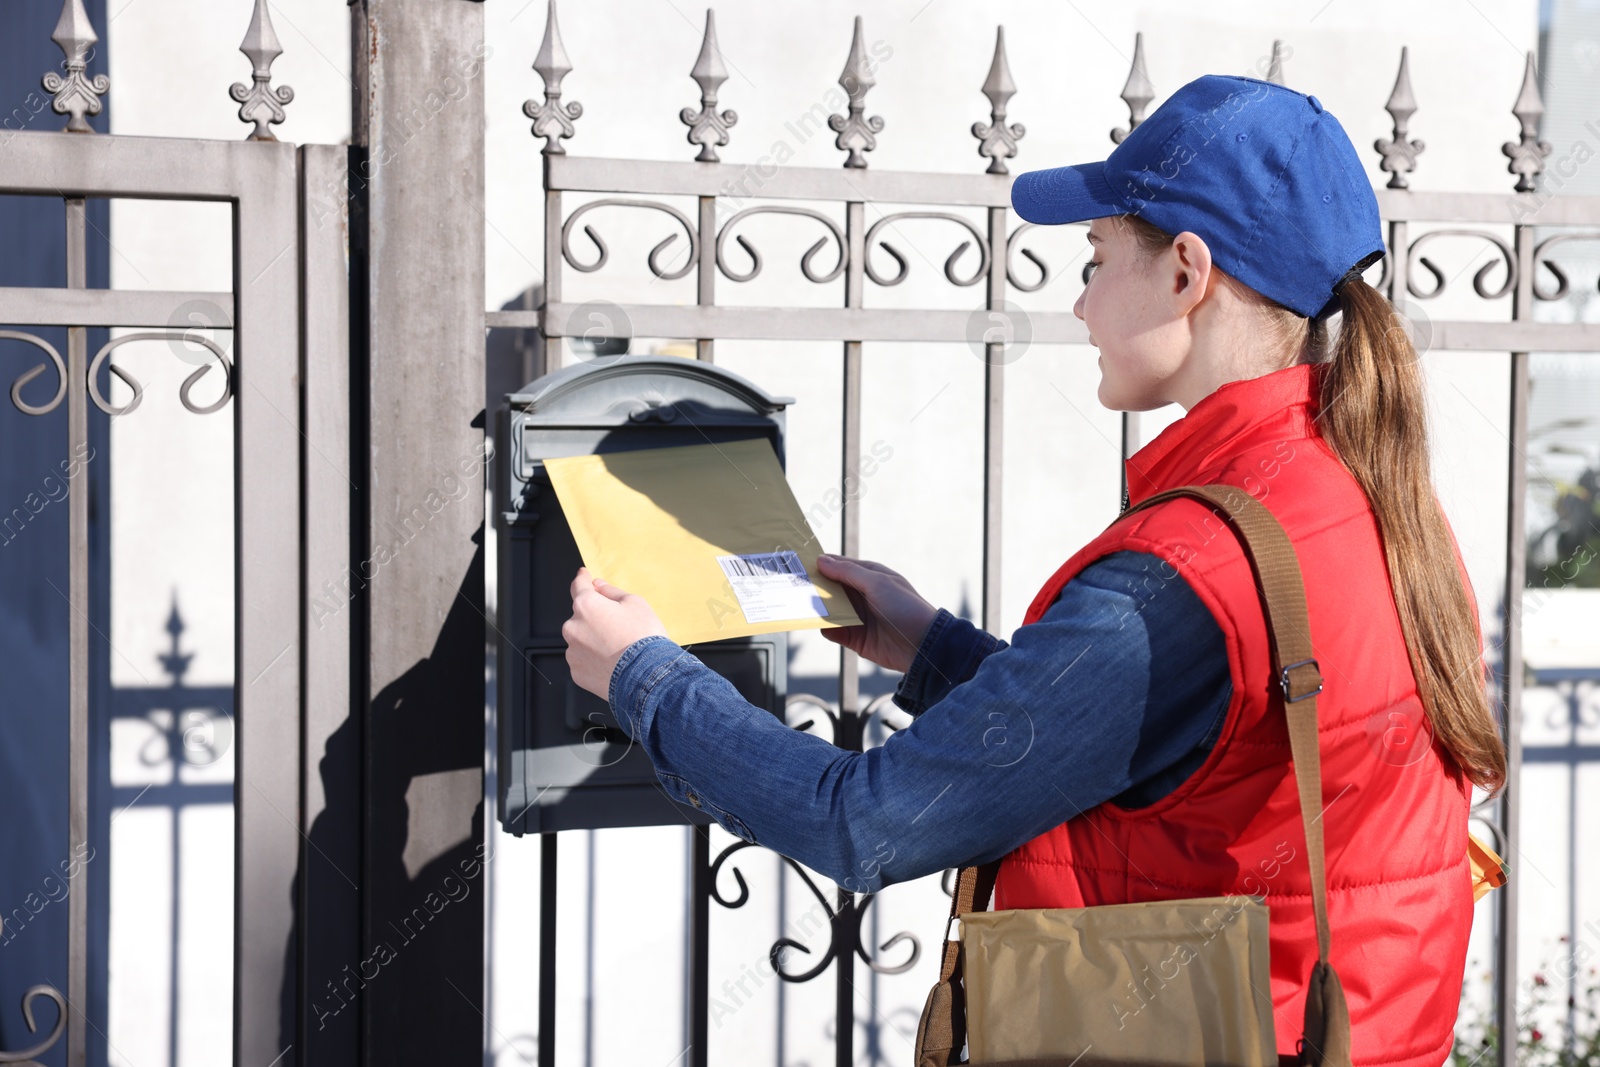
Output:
[
  {"xmin": 1314, "ymin": 277, "xmax": 1507, "ymax": 795},
  {"xmin": 1116, "ymin": 212, "xmax": 1508, "ymax": 796}
]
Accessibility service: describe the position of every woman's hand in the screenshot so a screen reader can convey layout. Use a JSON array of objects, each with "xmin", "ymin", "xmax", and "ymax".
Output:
[
  {"xmin": 816, "ymin": 554, "xmax": 939, "ymax": 675},
  {"xmin": 563, "ymin": 566, "xmax": 669, "ymax": 699}
]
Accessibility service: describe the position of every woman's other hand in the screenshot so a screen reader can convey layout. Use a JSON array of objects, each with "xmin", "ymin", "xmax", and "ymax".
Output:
[
  {"xmin": 816, "ymin": 554, "xmax": 939, "ymax": 674},
  {"xmin": 564, "ymin": 566, "xmax": 669, "ymax": 699}
]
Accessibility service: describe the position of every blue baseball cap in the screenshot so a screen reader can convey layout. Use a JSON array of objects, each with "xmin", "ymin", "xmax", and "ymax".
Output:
[{"xmin": 1011, "ymin": 74, "xmax": 1384, "ymax": 320}]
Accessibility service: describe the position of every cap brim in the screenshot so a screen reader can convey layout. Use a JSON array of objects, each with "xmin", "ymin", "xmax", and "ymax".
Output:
[{"xmin": 1011, "ymin": 161, "xmax": 1128, "ymax": 225}]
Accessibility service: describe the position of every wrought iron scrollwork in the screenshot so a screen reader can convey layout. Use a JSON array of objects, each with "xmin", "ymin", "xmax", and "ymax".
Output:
[
  {"xmin": 1005, "ymin": 223, "xmax": 1049, "ymax": 292},
  {"xmin": 704, "ymin": 689, "xmax": 923, "ymax": 986},
  {"xmin": 87, "ymin": 332, "xmax": 234, "ymax": 417},
  {"xmin": 1405, "ymin": 229, "xmax": 1516, "ymax": 301},
  {"xmin": 0, "ymin": 984, "xmax": 67, "ymax": 1065},
  {"xmin": 864, "ymin": 212, "xmax": 989, "ymax": 288},
  {"xmin": 560, "ymin": 198, "xmax": 699, "ymax": 280},
  {"xmin": 0, "ymin": 332, "xmax": 69, "ymax": 416},
  {"xmin": 782, "ymin": 690, "xmax": 837, "ymax": 736},
  {"xmin": 715, "ymin": 206, "xmax": 847, "ymax": 284},
  {"xmin": 853, "ymin": 893, "xmax": 921, "ymax": 975},
  {"xmin": 708, "ymin": 838, "xmax": 922, "ymax": 982},
  {"xmin": 1530, "ymin": 232, "xmax": 1600, "ymax": 301},
  {"xmin": 860, "ymin": 690, "xmax": 914, "ymax": 737}
]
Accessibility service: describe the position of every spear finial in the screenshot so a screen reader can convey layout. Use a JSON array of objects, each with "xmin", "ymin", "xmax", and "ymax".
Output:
[
  {"xmin": 524, "ymin": 0, "xmax": 584, "ymax": 155},
  {"xmin": 972, "ymin": 26, "xmax": 1025, "ymax": 174},
  {"xmin": 1375, "ymin": 46, "xmax": 1425, "ymax": 189},
  {"xmin": 1110, "ymin": 33, "xmax": 1153, "ymax": 145},
  {"xmin": 229, "ymin": 0, "xmax": 296, "ymax": 141},
  {"xmin": 828, "ymin": 17, "xmax": 884, "ymax": 168},
  {"xmin": 680, "ymin": 9, "xmax": 737, "ymax": 162},
  {"xmin": 1266, "ymin": 39, "xmax": 1287, "ymax": 85},
  {"xmin": 1501, "ymin": 50, "xmax": 1551, "ymax": 193},
  {"xmin": 42, "ymin": 0, "xmax": 109, "ymax": 133}
]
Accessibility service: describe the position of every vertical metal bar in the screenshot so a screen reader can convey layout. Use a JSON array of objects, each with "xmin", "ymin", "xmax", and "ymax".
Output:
[
  {"xmin": 539, "ymin": 833, "xmax": 558, "ymax": 1067},
  {"xmin": 835, "ymin": 196, "xmax": 867, "ymax": 1067},
  {"xmin": 1385, "ymin": 219, "xmax": 1409, "ymax": 305},
  {"xmin": 831, "ymin": 710, "xmax": 864, "ymax": 1067},
  {"xmin": 299, "ymin": 143, "xmax": 359, "ymax": 1067},
  {"xmin": 834, "ymin": 896, "xmax": 853, "ymax": 1067},
  {"xmin": 687, "ymin": 828, "xmax": 709, "ymax": 1067},
  {"xmin": 233, "ymin": 143, "xmax": 304, "ymax": 1067},
  {"xmin": 170, "ymin": 809, "xmax": 180, "ymax": 1067},
  {"xmin": 543, "ymin": 180, "xmax": 563, "ymax": 379},
  {"xmin": 585, "ymin": 831, "xmax": 596, "ymax": 1064},
  {"xmin": 66, "ymin": 195, "xmax": 89, "ymax": 1067},
  {"xmin": 982, "ymin": 205, "xmax": 1005, "ymax": 632},
  {"xmin": 1566, "ymin": 682, "xmax": 1579, "ymax": 1045},
  {"xmin": 1495, "ymin": 350, "xmax": 1527, "ymax": 1067},
  {"xmin": 1492, "ymin": 218, "xmax": 1533, "ymax": 1067},
  {"xmin": 774, "ymin": 852, "xmax": 786, "ymax": 1067},
  {"xmin": 840, "ymin": 200, "xmax": 864, "ymax": 715},
  {"xmin": 1118, "ymin": 413, "xmax": 1139, "ymax": 512},
  {"xmin": 696, "ymin": 196, "xmax": 715, "ymax": 363}
]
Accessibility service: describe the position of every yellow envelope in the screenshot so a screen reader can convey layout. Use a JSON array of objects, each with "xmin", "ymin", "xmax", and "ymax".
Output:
[{"xmin": 544, "ymin": 437, "xmax": 863, "ymax": 645}]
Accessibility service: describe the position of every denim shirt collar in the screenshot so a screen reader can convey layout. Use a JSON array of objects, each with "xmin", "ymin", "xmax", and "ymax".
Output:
[{"xmin": 1124, "ymin": 362, "xmax": 1320, "ymax": 507}]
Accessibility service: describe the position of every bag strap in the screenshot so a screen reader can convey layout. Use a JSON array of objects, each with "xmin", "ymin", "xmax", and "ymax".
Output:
[{"xmin": 914, "ymin": 484, "xmax": 1351, "ymax": 1067}]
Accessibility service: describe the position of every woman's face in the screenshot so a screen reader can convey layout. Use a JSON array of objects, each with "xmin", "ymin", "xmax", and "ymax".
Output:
[{"xmin": 1075, "ymin": 215, "xmax": 1198, "ymax": 412}]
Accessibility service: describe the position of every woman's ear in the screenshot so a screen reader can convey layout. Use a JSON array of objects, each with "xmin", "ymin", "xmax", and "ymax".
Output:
[{"xmin": 1166, "ymin": 230, "xmax": 1214, "ymax": 316}]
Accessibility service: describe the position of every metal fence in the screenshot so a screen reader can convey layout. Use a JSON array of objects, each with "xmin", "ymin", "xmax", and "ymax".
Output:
[
  {"xmin": 508, "ymin": 4, "xmax": 1599, "ymax": 1065},
  {"xmin": 0, "ymin": 2, "xmax": 312, "ymax": 1063},
  {"xmin": 0, "ymin": 0, "xmax": 1596, "ymax": 1063}
]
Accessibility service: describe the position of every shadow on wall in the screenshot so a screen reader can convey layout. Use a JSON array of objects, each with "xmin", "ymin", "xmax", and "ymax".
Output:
[{"xmin": 283, "ymin": 535, "xmax": 488, "ymax": 1063}]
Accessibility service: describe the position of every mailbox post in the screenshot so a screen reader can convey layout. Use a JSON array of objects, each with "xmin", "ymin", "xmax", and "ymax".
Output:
[{"xmin": 495, "ymin": 356, "xmax": 797, "ymax": 835}]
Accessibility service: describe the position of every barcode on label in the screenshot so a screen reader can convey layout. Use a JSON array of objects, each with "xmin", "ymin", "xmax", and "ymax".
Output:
[
  {"xmin": 714, "ymin": 549, "xmax": 828, "ymax": 623},
  {"xmin": 716, "ymin": 550, "xmax": 808, "ymax": 581}
]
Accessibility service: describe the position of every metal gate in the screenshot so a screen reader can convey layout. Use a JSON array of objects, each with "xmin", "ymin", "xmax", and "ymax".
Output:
[{"xmin": 0, "ymin": 75, "xmax": 303, "ymax": 1067}]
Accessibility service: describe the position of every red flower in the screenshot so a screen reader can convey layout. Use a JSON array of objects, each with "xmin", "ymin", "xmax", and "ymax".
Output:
[
  {"xmin": 1533, "ymin": 973, "xmax": 1547, "ymax": 986},
  {"xmin": 1532, "ymin": 1028, "xmax": 1543, "ymax": 1041}
]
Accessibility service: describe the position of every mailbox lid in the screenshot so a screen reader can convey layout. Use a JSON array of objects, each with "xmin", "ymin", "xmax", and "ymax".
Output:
[
  {"xmin": 509, "ymin": 355, "xmax": 795, "ymax": 419},
  {"xmin": 511, "ymin": 355, "xmax": 795, "ymax": 480}
]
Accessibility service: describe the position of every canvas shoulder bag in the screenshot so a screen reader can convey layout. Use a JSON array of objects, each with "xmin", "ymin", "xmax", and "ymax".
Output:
[{"xmin": 913, "ymin": 484, "xmax": 1352, "ymax": 1067}]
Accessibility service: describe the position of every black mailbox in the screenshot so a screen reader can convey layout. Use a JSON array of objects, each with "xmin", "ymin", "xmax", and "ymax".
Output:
[{"xmin": 495, "ymin": 356, "xmax": 796, "ymax": 835}]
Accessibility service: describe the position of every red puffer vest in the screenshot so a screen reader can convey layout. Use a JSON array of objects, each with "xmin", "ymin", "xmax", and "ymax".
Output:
[{"xmin": 993, "ymin": 362, "xmax": 1476, "ymax": 1066}]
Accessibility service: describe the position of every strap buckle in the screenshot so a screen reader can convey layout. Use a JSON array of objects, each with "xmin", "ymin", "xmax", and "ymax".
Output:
[{"xmin": 1280, "ymin": 658, "xmax": 1324, "ymax": 703}]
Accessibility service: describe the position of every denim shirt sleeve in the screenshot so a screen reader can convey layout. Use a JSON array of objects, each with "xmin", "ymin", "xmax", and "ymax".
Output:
[
  {"xmin": 891, "ymin": 608, "xmax": 1008, "ymax": 717},
  {"xmin": 607, "ymin": 549, "xmax": 1232, "ymax": 894}
]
